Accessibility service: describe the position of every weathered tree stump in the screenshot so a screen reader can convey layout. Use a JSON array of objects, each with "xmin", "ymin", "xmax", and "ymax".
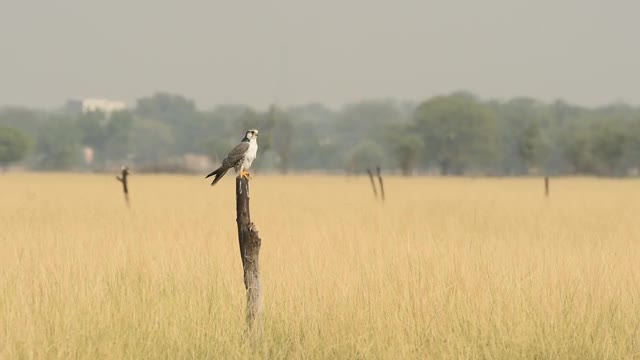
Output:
[
  {"xmin": 366, "ymin": 168, "xmax": 378, "ymax": 199},
  {"xmin": 235, "ymin": 177, "xmax": 263, "ymax": 331},
  {"xmin": 115, "ymin": 166, "xmax": 130, "ymax": 207}
]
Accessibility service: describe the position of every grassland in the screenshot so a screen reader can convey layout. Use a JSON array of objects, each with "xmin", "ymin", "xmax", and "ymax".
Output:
[{"xmin": 1, "ymin": 174, "xmax": 640, "ymax": 359}]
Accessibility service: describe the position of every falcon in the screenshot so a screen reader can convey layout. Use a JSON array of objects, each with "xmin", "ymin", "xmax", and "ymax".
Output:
[{"xmin": 205, "ymin": 129, "xmax": 259, "ymax": 186}]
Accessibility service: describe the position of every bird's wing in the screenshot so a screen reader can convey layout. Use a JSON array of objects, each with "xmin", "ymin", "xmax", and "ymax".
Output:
[{"xmin": 222, "ymin": 141, "xmax": 250, "ymax": 168}]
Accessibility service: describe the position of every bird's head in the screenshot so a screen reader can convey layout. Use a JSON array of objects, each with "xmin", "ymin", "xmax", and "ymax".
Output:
[{"xmin": 245, "ymin": 129, "xmax": 259, "ymax": 141}]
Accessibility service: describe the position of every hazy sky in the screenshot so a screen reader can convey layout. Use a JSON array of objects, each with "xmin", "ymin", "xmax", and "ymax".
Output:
[{"xmin": 1, "ymin": 0, "xmax": 638, "ymax": 109}]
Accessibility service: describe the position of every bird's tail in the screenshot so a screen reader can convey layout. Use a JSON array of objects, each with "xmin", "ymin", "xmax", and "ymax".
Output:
[{"xmin": 205, "ymin": 167, "xmax": 229, "ymax": 186}]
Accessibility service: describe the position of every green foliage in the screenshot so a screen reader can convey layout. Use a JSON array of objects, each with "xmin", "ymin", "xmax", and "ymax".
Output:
[
  {"xmin": 136, "ymin": 93, "xmax": 197, "ymax": 124},
  {"xmin": 414, "ymin": 94, "xmax": 497, "ymax": 175},
  {"xmin": 0, "ymin": 126, "xmax": 30, "ymax": 170},
  {"xmin": 0, "ymin": 107, "xmax": 45, "ymax": 138},
  {"xmin": 74, "ymin": 110, "xmax": 133, "ymax": 169},
  {"xmin": 7, "ymin": 91, "xmax": 640, "ymax": 176},
  {"xmin": 77, "ymin": 111, "xmax": 107, "ymax": 151},
  {"xmin": 203, "ymin": 106, "xmax": 254, "ymax": 163},
  {"xmin": 104, "ymin": 111, "xmax": 134, "ymax": 161},
  {"xmin": 346, "ymin": 141, "xmax": 385, "ymax": 173},
  {"xmin": 564, "ymin": 118, "xmax": 632, "ymax": 176},
  {"xmin": 38, "ymin": 117, "xmax": 83, "ymax": 170},
  {"xmin": 338, "ymin": 100, "xmax": 405, "ymax": 139},
  {"xmin": 385, "ymin": 124, "xmax": 423, "ymax": 176},
  {"xmin": 517, "ymin": 122, "xmax": 544, "ymax": 169},
  {"xmin": 135, "ymin": 93, "xmax": 205, "ymax": 156},
  {"xmin": 493, "ymin": 98, "xmax": 551, "ymax": 174},
  {"xmin": 267, "ymin": 106, "xmax": 294, "ymax": 174},
  {"xmin": 129, "ymin": 118, "xmax": 176, "ymax": 164}
]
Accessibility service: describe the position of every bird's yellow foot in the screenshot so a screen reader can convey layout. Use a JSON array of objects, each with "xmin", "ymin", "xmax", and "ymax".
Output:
[{"xmin": 240, "ymin": 170, "xmax": 252, "ymax": 180}]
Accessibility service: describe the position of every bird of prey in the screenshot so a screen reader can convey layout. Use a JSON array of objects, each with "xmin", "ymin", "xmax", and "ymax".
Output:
[{"xmin": 205, "ymin": 129, "xmax": 259, "ymax": 186}]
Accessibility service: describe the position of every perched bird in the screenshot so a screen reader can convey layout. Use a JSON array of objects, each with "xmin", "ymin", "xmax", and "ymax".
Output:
[{"xmin": 205, "ymin": 129, "xmax": 259, "ymax": 186}]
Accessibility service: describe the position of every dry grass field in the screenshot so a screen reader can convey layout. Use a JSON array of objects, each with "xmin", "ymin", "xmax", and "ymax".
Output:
[{"xmin": 2, "ymin": 174, "xmax": 640, "ymax": 359}]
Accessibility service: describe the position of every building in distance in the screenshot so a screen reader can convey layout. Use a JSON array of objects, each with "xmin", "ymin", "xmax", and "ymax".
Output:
[{"xmin": 65, "ymin": 98, "xmax": 127, "ymax": 115}]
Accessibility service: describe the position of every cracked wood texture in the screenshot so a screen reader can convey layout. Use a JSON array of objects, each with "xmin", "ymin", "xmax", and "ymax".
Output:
[{"xmin": 235, "ymin": 177, "xmax": 263, "ymax": 331}]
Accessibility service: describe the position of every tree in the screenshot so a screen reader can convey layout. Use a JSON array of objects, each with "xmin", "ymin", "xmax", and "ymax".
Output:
[
  {"xmin": 385, "ymin": 125, "xmax": 423, "ymax": 176},
  {"xmin": 563, "ymin": 118, "xmax": 630, "ymax": 176},
  {"xmin": 0, "ymin": 126, "xmax": 30, "ymax": 171},
  {"xmin": 136, "ymin": 93, "xmax": 197, "ymax": 124},
  {"xmin": 4, "ymin": 90, "xmax": 640, "ymax": 175},
  {"xmin": 492, "ymin": 98, "xmax": 551, "ymax": 175},
  {"xmin": 414, "ymin": 94, "xmax": 498, "ymax": 175},
  {"xmin": 267, "ymin": 106, "xmax": 294, "ymax": 174},
  {"xmin": 38, "ymin": 117, "xmax": 83, "ymax": 170},
  {"xmin": 0, "ymin": 107, "xmax": 45, "ymax": 139},
  {"xmin": 76, "ymin": 111, "xmax": 107, "ymax": 166},
  {"xmin": 285, "ymin": 104, "xmax": 342, "ymax": 171},
  {"xmin": 75, "ymin": 110, "xmax": 133, "ymax": 168},
  {"xmin": 517, "ymin": 122, "xmax": 546, "ymax": 173},
  {"xmin": 345, "ymin": 141, "xmax": 385, "ymax": 174},
  {"xmin": 104, "ymin": 110, "xmax": 133, "ymax": 161},
  {"xmin": 129, "ymin": 118, "xmax": 176, "ymax": 165},
  {"xmin": 622, "ymin": 120, "xmax": 640, "ymax": 173},
  {"xmin": 337, "ymin": 100, "xmax": 406, "ymax": 146},
  {"xmin": 135, "ymin": 93, "xmax": 202, "ymax": 155},
  {"xmin": 590, "ymin": 119, "xmax": 629, "ymax": 175}
]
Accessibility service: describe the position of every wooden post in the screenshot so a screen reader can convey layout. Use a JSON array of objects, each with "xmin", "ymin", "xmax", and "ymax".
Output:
[
  {"xmin": 235, "ymin": 177, "xmax": 263, "ymax": 331},
  {"xmin": 544, "ymin": 176, "xmax": 550, "ymax": 197},
  {"xmin": 366, "ymin": 168, "xmax": 378, "ymax": 199},
  {"xmin": 376, "ymin": 166, "xmax": 385, "ymax": 202},
  {"xmin": 115, "ymin": 166, "xmax": 130, "ymax": 206}
]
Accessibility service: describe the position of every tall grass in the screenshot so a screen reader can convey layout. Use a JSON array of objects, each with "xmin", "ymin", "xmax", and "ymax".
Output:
[{"xmin": 1, "ymin": 174, "xmax": 640, "ymax": 359}]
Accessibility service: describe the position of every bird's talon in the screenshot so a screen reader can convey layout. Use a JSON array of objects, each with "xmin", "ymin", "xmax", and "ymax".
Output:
[{"xmin": 239, "ymin": 170, "xmax": 252, "ymax": 180}]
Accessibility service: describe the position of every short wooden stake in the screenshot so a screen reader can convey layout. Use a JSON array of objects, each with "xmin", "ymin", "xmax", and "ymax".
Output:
[
  {"xmin": 115, "ymin": 166, "xmax": 130, "ymax": 207},
  {"xmin": 376, "ymin": 166, "xmax": 385, "ymax": 202},
  {"xmin": 366, "ymin": 168, "xmax": 378, "ymax": 199},
  {"xmin": 544, "ymin": 176, "xmax": 550, "ymax": 197}
]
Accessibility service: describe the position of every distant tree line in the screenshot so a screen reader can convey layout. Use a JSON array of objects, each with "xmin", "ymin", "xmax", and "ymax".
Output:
[{"xmin": 1, "ymin": 91, "xmax": 640, "ymax": 176}]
